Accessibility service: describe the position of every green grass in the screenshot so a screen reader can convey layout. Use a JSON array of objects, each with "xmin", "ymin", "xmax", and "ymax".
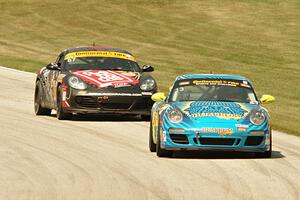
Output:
[{"xmin": 0, "ymin": 0, "xmax": 299, "ymax": 135}]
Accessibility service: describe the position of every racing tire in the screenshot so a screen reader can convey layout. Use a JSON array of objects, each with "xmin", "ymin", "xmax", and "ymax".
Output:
[
  {"xmin": 34, "ymin": 80, "xmax": 51, "ymax": 116},
  {"xmin": 255, "ymin": 131, "xmax": 272, "ymax": 158},
  {"xmin": 149, "ymin": 118, "xmax": 156, "ymax": 152},
  {"xmin": 56, "ymin": 85, "xmax": 73, "ymax": 120},
  {"xmin": 156, "ymin": 125, "xmax": 173, "ymax": 157}
]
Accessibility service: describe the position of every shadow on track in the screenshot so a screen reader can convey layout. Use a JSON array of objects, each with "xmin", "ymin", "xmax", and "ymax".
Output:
[
  {"xmin": 170, "ymin": 150, "xmax": 284, "ymax": 159},
  {"xmin": 49, "ymin": 113, "xmax": 150, "ymax": 122}
]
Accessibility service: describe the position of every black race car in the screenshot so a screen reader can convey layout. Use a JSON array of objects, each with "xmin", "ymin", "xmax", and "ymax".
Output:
[{"xmin": 34, "ymin": 46, "xmax": 157, "ymax": 120}]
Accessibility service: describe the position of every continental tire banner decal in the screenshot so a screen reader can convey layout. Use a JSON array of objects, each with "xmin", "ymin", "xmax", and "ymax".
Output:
[
  {"xmin": 65, "ymin": 51, "xmax": 136, "ymax": 61},
  {"xmin": 192, "ymin": 79, "xmax": 251, "ymax": 88}
]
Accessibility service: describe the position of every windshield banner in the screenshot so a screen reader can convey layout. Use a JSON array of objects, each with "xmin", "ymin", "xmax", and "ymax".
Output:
[
  {"xmin": 192, "ymin": 79, "xmax": 251, "ymax": 88},
  {"xmin": 65, "ymin": 51, "xmax": 136, "ymax": 62}
]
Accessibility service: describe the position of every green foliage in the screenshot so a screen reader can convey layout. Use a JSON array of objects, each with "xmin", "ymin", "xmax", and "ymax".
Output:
[{"xmin": 0, "ymin": 0, "xmax": 299, "ymax": 135}]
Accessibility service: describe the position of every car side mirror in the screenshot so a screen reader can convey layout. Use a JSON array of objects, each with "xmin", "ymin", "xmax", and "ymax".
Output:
[
  {"xmin": 142, "ymin": 65, "xmax": 154, "ymax": 72},
  {"xmin": 151, "ymin": 92, "xmax": 166, "ymax": 102},
  {"xmin": 260, "ymin": 94, "xmax": 275, "ymax": 104},
  {"xmin": 46, "ymin": 63, "xmax": 61, "ymax": 70}
]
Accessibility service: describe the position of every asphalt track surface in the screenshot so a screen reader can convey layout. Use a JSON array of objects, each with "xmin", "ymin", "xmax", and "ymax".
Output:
[{"xmin": 0, "ymin": 66, "xmax": 300, "ymax": 200}]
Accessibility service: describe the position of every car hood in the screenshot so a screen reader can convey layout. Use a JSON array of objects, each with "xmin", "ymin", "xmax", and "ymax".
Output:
[
  {"xmin": 70, "ymin": 69, "xmax": 140, "ymax": 89},
  {"xmin": 170, "ymin": 101, "xmax": 259, "ymax": 124}
]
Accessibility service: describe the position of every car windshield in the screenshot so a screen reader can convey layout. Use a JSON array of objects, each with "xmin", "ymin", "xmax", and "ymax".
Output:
[
  {"xmin": 169, "ymin": 79, "xmax": 258, "ymax": 103},
  {"xmin": 64, "ymin": 57, "xmax": 141, "ymax": 72}
]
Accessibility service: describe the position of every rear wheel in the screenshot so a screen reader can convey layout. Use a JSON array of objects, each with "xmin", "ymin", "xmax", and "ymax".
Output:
[
  {"xmin": 156, "ymin": 125, "xmax": 173, "ymax": 157},
  {"xmin": 34, "ymin": 80, "xmax": 51, "ymax": 116},
  {"xmin": 56, "ymin": 85, "xmax": 72, "ymax": 120},
  {"xmin": 255, "ymin": 131, "xmax": 272, "ymax": 158},
  {"xmin": 149, "ymin": 118, "xmax": 156, "ymax": 152}
]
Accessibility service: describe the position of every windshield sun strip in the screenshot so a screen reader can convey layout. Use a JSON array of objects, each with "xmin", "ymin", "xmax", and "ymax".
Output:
[{"xmin": 64, "ymin": 51, "xmax": 136, "ymax": 62}]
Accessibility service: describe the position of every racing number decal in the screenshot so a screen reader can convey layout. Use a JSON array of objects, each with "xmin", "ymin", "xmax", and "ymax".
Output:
[
  {"xmin": 71, "ymin": 70, "xmax": 139, "ymax": 88},
  {"xmin": 96, "ymin": 71, "xmax": 124, "ymax": 82}
]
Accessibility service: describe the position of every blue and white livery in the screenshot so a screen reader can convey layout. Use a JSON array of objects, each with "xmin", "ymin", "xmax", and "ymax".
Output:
[{"xmin": 149, "ymin": 74, "xmax": 275, "ymax": 157}]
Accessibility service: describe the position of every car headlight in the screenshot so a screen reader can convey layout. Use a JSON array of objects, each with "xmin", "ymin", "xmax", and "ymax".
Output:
[
  {"xmin": 68, "ymin": 76, "xmax": 87, "ymax": 90},
  {"xmin": 140, "ymin": 78, "xmax": 155, "ymax": 91},
  {"xmin": 167, "ymin": 109, "xmax": 183, "ymax": 124},
  {"xmin": 250, "ymin": 109, "xmax": 266, "ymax": 125}
]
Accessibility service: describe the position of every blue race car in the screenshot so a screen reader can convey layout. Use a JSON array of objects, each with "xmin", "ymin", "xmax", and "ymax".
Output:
[{"xmin": 149, "ymin": 74, "xmax": 275, "ymax": 157}]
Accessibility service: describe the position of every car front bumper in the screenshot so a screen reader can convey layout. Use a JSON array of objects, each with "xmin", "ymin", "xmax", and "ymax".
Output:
[
  {"xmin": 160, "ymin": 128, "xmax": 271, "ymax": 152},
  {"xmin": 63, "ymin": 91, "xmax": 154, "ymax": 115}
]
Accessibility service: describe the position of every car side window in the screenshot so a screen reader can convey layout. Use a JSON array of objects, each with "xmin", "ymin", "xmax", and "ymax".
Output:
[{"xmin": 56, "ymin": 54, "xmax": 65, "ymax": 67}]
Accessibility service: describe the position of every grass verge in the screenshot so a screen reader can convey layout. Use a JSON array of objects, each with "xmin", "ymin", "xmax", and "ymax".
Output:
[{"xmin": 0, "ymin": 0, "xmax": 299, "ymax": 135}]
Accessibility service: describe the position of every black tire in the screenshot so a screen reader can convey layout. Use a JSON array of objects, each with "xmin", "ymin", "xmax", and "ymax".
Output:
[
  {"xmin": 156, "ymin": 125, "xmax": 173, "ymax": 157},
  {"xmin": 56, "ymin": 85, "xmax": 72, "ymax": 120},
  {"xmin": 149, "ymin": 118, "xmax": 156, "ymax": 152},
  {"xmin": 255, "ymin": 131, "xmax": 272, "ymax": 158},
  {"xmin": 34, "ymin": 80, "xmax": 51, "ymax": 116},
  {"xmin": 141, "ymin": 115, "xmax": 151, "ymax": 121}
]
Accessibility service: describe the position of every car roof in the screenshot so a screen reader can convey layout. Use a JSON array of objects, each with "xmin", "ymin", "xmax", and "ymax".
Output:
[
  {"xmin": 64, "ymin": 46, "xmax": 133, "ymax": 55},
  {"xmin": 175, "ymin": 74, "xmax": 250, "ymax": 82}
]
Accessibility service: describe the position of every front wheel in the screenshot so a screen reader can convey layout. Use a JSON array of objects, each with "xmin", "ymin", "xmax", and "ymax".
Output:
[
  {"xmin": 255, "ymin": 131, "xmax": 272, "ymax": 158},
  {"xmin": 56, "ymin": 85, "xmax": 72, "ymax": 120},
  {"xmin": 34, "ymin": 80, "xmax": 51, "ymax": 116},
  {"xmin": 156, "ymin": 125, "xmax": 172, "ymax": 157},
  {"xmin": 149, "ymin": 118, "xmax": 156, "ymax": 152}
]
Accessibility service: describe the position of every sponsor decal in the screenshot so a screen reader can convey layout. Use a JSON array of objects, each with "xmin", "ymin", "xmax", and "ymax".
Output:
[
  {"xmin": 237, "ymin": 127, "xmax": 247, "ymax": 132},
  {"xmin": 179, "ymin": 81, "xmax": 190, "ymax": 86},
  {"xmin": 71, "ymin": 70, "xmax": 139, "ymax": 89},
  {"xmin": 236, "ymin": 124, "xmax": 248, "ymax": 132},
  {"xmin": 78, "ymin": 91, "xmax": 88, "ymax": 95},
  {"xmin": 201, "ymin": 127, "xmax": 234, "ymax": 136},
  {"xmin": 250, "ymin": 130, "xmax": 265, "ymax": 135},
  {"xmin": 61, "ymin": 83, "xmax": 70, "ymax": 108},
  {"xmin": 192, "ymin": 79, "xmax": 251, "ymax": 88},
  {"xmin": 161, "ymin": 130, "xmax": 167, "ymax": 142},
  {"xmin": 64, "ymin": 51, "xmax": 135, "ymax": 61},
  {"xmin": 98, "ymin": 96, "xmax": 109, "ymax": 103},
  {"xmin": 249, "ymin": 101, "xmax": 258, "ymax": 105},
  {"xmin": 141, "ymin": 92, "xmax": 153, "ymax": 96},
  {"xmin": 235, "ymin": 124, "xmax": 249, "ymax": 128},
  {"xmin": 185, "ymin": 101, "xmax": 247, "ymax": 120}
]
